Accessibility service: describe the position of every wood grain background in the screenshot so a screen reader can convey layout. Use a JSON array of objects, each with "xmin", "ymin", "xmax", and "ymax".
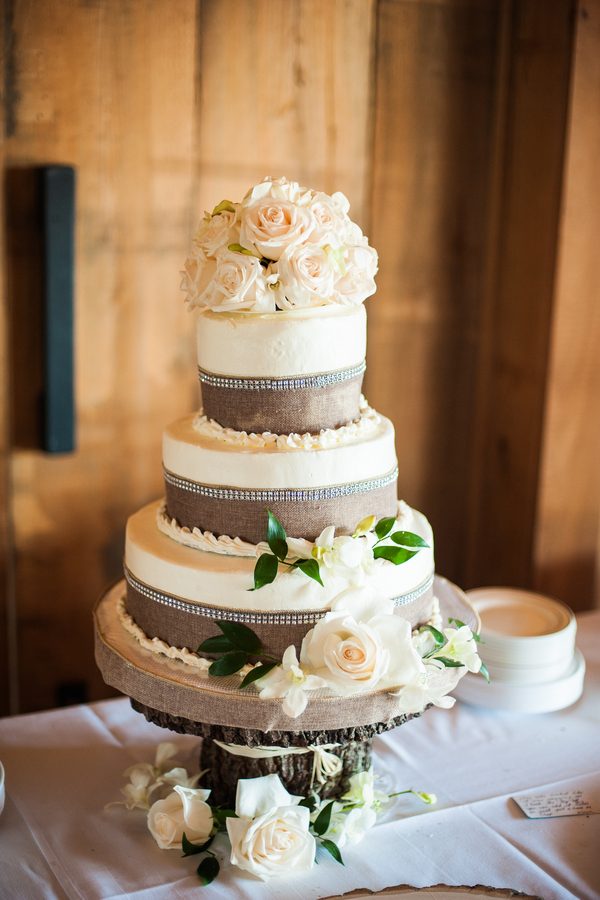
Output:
[{"xmin": 1, "ymin": 0, "xmax": 598, "ymax": 715}]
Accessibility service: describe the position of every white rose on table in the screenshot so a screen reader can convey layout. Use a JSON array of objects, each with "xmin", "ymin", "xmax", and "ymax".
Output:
[
  {"xmin": 276, "ymin": 243, "xmax": 335, "ymax": 307},
  {"xmin": 196, "ymin": 209, "xmax": 240, "ymax": 257},
  {"xmin": 239, "ymin": 197, "xmax": 315, "ymax": 261},
  {"xmin": 147, "ymin": 784, "xmax": 213, "ymax": 850},
  {"xmin": 333, "ymin": 244, "xmax": 378, "ymax": 305},
  {"xmin": 227, "ymin": 774, "xmax": 315, "ymax": 880},
  {"xmin": 300, "ymin": 586, "xmax": 425, "ymax": 696},
  {"xmin": 198, "ymin": 250, "xmax": 275, "ymax": 312}
]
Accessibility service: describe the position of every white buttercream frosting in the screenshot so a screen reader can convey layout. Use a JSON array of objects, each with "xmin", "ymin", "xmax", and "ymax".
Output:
[
  {"xmin": 126, "ymin": 500, "xmax": 434, "ymax": 613},
  {"xmin": 191, "ymin": 397, "xmax": 380, "ymax": 450},
  {"xmin": 163, "ymin": 412, "xmax": 397, "ymax": 490},
  {"xmin": 197, "ymin": 304, "xmax": 366, "ymax": 378}
]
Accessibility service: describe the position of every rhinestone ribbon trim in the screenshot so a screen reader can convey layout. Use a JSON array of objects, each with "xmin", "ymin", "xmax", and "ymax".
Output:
[
  {"xmin": 198, "ymin": 361, "xmax": 366, "ymax": 392},
  {"xmin": 163, "ymin": 467, "xmax": 398, "ymax": 502},
  {"xmin": 124, "ymin": 568, "xmax": 434, "ymax": 624}
]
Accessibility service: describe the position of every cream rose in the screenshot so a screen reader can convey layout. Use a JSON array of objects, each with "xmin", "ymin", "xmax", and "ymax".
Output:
[
  {"xmin": 300, "ymin": 586, "xmax": 425, "ymax": 696},
  {"xmin": 180, "ymin": 249, "xmax": 217, "ymax": 311},
  {"xmin": 199, "ymin": 250, "xmax": 275, "ymax": 312},
  {"xmin": 307, "ymin": 195, "xmax": 346, "ymax": 247},
  {"xmin": 227, "ymin": 774, "xmax": 315, "ymax": 880},
  {"xmin": 147, "ymin": 785, "xmax": 213, "ymax": 850},
  {"xmin": 276, "ymin": 243, "xmax": 335, "ymax": 307},
  {"xmin": 240, "ymin": 197, "xmax": 315, "ymax": 260},
  {"xmin": 196, "ymin": 209, "xmax": 240, "ymax": 257},
  {"xmin": 333, "ymin": 244, "xmax": 378, "ymax": 305}
]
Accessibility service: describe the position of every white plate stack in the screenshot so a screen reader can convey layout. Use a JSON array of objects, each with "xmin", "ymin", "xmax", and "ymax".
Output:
[{"xmin": 453, "ymin": 587, "xmax": 585, "ymax": 712}]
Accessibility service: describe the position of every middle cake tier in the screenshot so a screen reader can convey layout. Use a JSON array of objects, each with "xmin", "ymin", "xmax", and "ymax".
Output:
[{"xmin": 163, "ymin": 411, "xmax": 399, "ymax": 544}]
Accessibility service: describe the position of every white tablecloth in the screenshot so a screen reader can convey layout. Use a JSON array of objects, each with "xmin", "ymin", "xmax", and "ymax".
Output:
[{"xmin": 1, "ymin": 610, "xmax": 599, "ymax": 900}]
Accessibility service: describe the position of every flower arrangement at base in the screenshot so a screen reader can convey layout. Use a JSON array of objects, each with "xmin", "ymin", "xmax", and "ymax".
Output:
[{"xmin": 107, "ymin": 745, "xmax": 437, "ymax": 885}]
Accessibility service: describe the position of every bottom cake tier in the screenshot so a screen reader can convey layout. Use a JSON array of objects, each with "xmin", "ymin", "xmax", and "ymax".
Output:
[{"xmin": 94, "ymin": 577, "xmax": 479, "ymax": 804}]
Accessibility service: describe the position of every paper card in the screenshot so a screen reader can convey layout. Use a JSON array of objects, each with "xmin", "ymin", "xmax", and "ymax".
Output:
[{"xmin": 513, "ymin": 790, "xmax": 599, "ymax": 818}]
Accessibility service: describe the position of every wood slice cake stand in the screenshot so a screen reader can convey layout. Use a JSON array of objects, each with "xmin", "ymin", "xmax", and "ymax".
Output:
[{"xmin": 94, "ymin": 576, "xmax": 478, "ymax": 806}]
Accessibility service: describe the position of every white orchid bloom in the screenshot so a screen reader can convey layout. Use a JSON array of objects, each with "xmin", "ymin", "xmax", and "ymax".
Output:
[
  {"xmin": 310, "ymin": 526, "xmax": 375, "ymax": 586},
  {"xmin": 116, "ymin": 765, "xmax": 158, "ymax": 811},
  {"xmin": 311, "ymin": 799, "xmax": 377, "ymax": 848},
  {"xmin": 341, "ymin": 767, "xmax": 390, "ymax": 812},
  {"xmin": 390, "ymin": 665, "xmax": 457, "ymax": 713},
  {"xmin": 430, "ymin": 625, "xmax": 482, "ymax": 673},
  {"xmin": 255, "ymin": 646, "xmax": 328, "ymax": 718},
  {"xmin": 156, "ymin": 767, "xmax": 203, "ymax": 791}
]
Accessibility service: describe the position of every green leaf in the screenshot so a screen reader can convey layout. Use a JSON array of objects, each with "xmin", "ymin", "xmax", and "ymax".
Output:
[
  {"xmin": 433, "ymin": 656, "xmax": 464, "ymax": 668},
  {"xmin": 250, "ymin": 552, "xmax": 279, "ymax": 591},
  {"xmin": 479, "ymin": 662, "xmax": 490, "ymax": 683},
  {"xmin": 419, "ymin": 624, "xmax": 444, "ymax": 646},
  {"xmin": 374, "ymin": 516, "xmax": 396, "ymax": 540},
  {"xmin": 212, "ymin": 808, "xmax": 238, "ymax": 826},
  {"xmin": 294, "ymin": 558, "xmax": 324, "ymax": 586},
  {"xmin": 373, "ymin": 546, "xmax": 418, "ymax": 565},
  {"xmin": 390, "ymin": 530, "xmax": 430, "ymax": 549},
  {"xmin": 212, "ymin": 200, "xmax": 235, "ymax": 215},
  {"xmin": 218, "ymin": 621, "xmax": 262, "ymax": 655},
  {"xmin": 228, "ymin": 242, "xmax": 255, "ymax": 256},
  {"xmin": 182, "ymin": 832, "xmax": 214, "ymax": 857},
  {"xmin": 267, "ymin": 510, "xmax": 288, "ymax": 561},
  {"xmin": 208, "ymin": 651, "xmax": 248, "ymax": 676},
  {"xmin": 313, "ymin": 800, "xmax": 335, "ymax": 836},
  {"xmin": 320, "ymin": 839, "xmax": 344, "ymax": 865},
  {"xmin": 238, "ymin": 661, "xmax": 278, "ymax": 690},
  {"xmin": 197, "ymin": 855, "xmax": 220, "ymax": 885},
  {"xmin": 299, "ymin": 796, "xmax": 317, "ymax": 811},
  {"xmin": 197, "ymin": 634, "xmax": 236, "ymax": 654}
]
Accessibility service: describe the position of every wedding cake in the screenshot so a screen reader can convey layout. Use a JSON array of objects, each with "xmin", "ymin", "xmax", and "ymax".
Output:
[{"xmin": 95, "ymin": 177, "xmax": 481, "ymax": 805}]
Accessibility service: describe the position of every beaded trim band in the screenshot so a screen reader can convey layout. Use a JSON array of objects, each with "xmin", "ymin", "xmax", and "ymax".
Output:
[
  {"xmin": 124, "ymin": 568, "xmax": 434, "ymax": 624},
  {"xmin": 198, "ymin": 361, "xmax": 366, "ymax": 392},
  {"xmin": 163, "ymin": 467, "xmax": 399, "ymax": 502}
]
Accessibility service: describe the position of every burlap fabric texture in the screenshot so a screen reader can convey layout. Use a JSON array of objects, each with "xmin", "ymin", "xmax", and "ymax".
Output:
[
  {"xmin": 124, "ymin": 570, "xmax": 435, "ymax": 661},
  {"xmin": 200, "ymin": 369, "xmax": 364, "ymax": 435},
  {"xmin": 164, "ymin": 473, "xmax": 398, "ymax": 543}
]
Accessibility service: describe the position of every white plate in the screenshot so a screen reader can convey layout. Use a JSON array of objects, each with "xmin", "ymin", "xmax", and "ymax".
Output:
[
  {"xmin": 466, "ymin": 587, "xmax": 576, "ymax": 667},
  {"xmin": 453, "ymin": 648, "xmax": 586, "ymax": 712},
  {"xmin": 483, "ymin": 652, "xmax": 575, "ymax": 685}
]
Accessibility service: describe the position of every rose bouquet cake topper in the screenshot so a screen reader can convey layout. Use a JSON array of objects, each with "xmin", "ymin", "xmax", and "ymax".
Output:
[{"xmin": 180, "ymin": 176, "xmax": 378, "ymax": 312}]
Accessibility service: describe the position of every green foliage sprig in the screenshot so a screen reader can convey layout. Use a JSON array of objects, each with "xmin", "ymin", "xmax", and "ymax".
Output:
[
  {"xmin": 251, "ymin": 511, "xmax": 430, "ymax": 592},
  {"xmin": 251, "ymin": 510, "xmax": 324, "ymax": 591},
  {"xmin": 181, "ymin": 806, "xmax": 238, "ymax": 885},
  {"xmin": 198, "ymin": 620, "xmax": 280, "ymax": 687}
]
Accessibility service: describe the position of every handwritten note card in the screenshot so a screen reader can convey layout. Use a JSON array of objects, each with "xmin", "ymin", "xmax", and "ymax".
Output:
[{"xmin": 514, "ymin": 790, "xmax": 599, "ymax": 818}]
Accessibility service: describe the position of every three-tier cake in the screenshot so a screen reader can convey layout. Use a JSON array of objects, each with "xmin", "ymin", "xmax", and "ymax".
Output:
[{"xmin": 94, "ymin": 177, "xmax": 480, "ymax": 804}]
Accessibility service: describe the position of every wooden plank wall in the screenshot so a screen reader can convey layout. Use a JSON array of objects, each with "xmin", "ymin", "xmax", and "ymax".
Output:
[
  {"xmin": 534, "ymin": 0, "xmax": 600, "ymax": 611},
  {"xmin": 1, "ymin": 0, "xmax": 597, "ymax": 714}
]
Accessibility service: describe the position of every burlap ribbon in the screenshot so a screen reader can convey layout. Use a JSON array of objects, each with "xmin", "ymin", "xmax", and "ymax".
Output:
[
  {"xmin": 199, "ymin": 364, "xmax": 365, "ymax": 434},
  {"xmin": 124, "ymin": 567, "xmax": 435, "ymax": 660},
  {"xmin": 163, "ymin": 468, "xmax": 399, "ymax": 544}
]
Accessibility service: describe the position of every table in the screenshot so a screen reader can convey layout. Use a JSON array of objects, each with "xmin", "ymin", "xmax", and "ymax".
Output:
[{"xmin": 1, "ymin": 610, "xmax": 599, "ymax": 900}]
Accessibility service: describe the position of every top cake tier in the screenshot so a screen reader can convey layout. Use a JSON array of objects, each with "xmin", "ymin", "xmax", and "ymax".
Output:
[{"xmin": 197, "ymin": 304, "xmax": 367, "ymax": 434}]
